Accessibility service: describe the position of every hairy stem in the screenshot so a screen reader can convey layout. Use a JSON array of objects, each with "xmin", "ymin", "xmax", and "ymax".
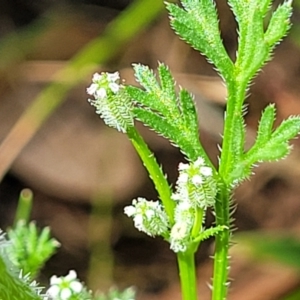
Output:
[
  {"xmin": 211, "ymin": 184, "xmax": 230, "ymax": 300},
  {"xmin": 212, "ymin": 76, "xmax": 247, "ymax": 299}
]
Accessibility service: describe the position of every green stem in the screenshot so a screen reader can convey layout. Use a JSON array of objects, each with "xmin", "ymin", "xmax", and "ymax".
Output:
[
  {"xmin": 212, "ymin": 77, "xmax": 247, "ymax": 299},
  {"xmin": 219, "ymin": 79, "xmax": 247, "ymax": 181},
  {"xmin": 211, "ymin": 185, "xmax": 230, "ymax": 300},
  {"xmin": 191, "ymin": 207, "xmax": 203, "ymax": 238},
  {"xmin": 177, "ymin": 251, "xmax": 198, "ymax": 300},
  {"xmin": 13, "ymin": 188, "xmax": 33, "ymax": 227},
  {"xmin": 127, "ymin": 126, "xmax": 175, "ymax": 223}
]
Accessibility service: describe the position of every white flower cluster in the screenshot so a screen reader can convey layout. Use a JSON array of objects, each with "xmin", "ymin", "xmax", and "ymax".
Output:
[
  {"xmin": 172, "ymin": 157, "xmax": 217, "ymax": 209},
  {"xmin": 123, "ymin": 157, "xmax": 217, "ymax": 253},
  {"xmin": 169, "ymin": 201, "xmax": 194, "ymax": 252},
  {"xmin": 46, "ymin": 270, "xmax": 83, "ymax": 300},
  {"xmin": 124, "ymin": 198, "xmax": 169, "ymax": 237},
  {"xmin": 170, "ymin": 158, "xmax": 217, "ymax": 252},
  {"xmin": 87, "ymin": 72, "xmax": 133, "ymax": 133}
]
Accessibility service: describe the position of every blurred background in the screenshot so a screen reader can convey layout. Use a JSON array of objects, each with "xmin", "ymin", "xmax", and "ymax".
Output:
[{"xmin": 1, "ymin": 0, "xmax": 300, "ymax": 299}]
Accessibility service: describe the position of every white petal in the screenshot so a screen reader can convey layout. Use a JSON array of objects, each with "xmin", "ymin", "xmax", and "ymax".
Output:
[
  {"xmin": 178, "ymin": 162, "xmax": 189, "ymax": 171},
  {"xmin": 192, "ymin": 175, "xmax": 203, "ymax": 185},
  {"xmin": 47, "ymin": 285, "xmax": 60, "ymax": 297},
  {"xmin": 109, "ymin": 82, "xmax": 120, "ymax": 93},
  {"xmin": 171, "ymin": 222, "xmax": 188, "ymax": 239},
  {"xmin": 178, "ymin": 173, "xmax": 189, "ymax": 183},
  {"xmin": 50, "ymin": 275, "xmax": 61, "ymax": 285},
  {"xmin": 194, "ymin": 157, "xmax": 205, "ymax": 167},
  {"xmin": 124, "ymin": 206, "xmax": 136, "ymax": 217},
  {"xmin": 66, "ymin": 270, "xmax": 77, "ymax": 281},
  {"xmin": 200, "ymin": 166, "xmax": 212, "ymax": 176},
  {"xmin": 86, "ymin": 83, "xmax": 98, "ymax": 95},
  {"xmin": 145, "ymin": 209, "xmax": 155, "ymax": 220},
  {"xmin": 107, "ymin": 72, "xmax": 120, "ymax": 82},
  {"xmin": 92, "ymin": 73, "xmax": 102, "ymax": 81},
  {"xmin": 70, "ymin": 281, "xmax": 83, "ymax": 293},
  {"xmin": 96, "ymin": 88, "xmax": 107, "ymax": 99},
  {"xmin": 60, "ymin": 288, "xmax": 72, "ymax": 300}
]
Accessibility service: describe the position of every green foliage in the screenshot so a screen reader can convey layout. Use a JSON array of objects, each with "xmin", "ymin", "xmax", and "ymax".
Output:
[
  {"xmin": 0, "ymin": 232, "xmax": 44, "ymax": 300},
  {"xmin": 166, "ymin": 0, "xmax": 234, "ymax": 82},
  {"xmin": 193, "ymin": 225, "xmax": 228, "ymax": 244},
  {"xmin": 231, "ymin": 105, "xmax": 300, "ymax": 182},
  {"xmin": 7, "ymin": 221, "xmax": 59, "ymax": 279},
  {"xmin": 126, "ymin": 63, "xmax": 209, "ymax": 162}
]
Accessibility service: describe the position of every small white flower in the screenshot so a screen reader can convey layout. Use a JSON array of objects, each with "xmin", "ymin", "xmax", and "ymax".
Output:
[
  {"xmin": 124, "ymin": 206, "xmax": 136, "ymax": 217},
  {"xmin": 200, "ymin": 166, "xmax": 213, "ymax": 177},
  {"xmin": 107, "ymin": 71, "xmax": 120, "ymax": 82},
  {"xmin": 170, "ymin": 222, "xmax": 190, "ymax": 252},
  {"xmin": 174, "ymin": 201, "xmax": 193, "ymax": 226},
  {"xmin": 46, "ymin": 270, "xmax": 83, "ymax": 300},
  {"xmin": 124, "ymin": 198, "xmax": 169, "ymax": 237},
  {"xmin": 86, "ymin": 83, "xmax": 98, "ymax": 95},
  {"xmin": 109, "ymin": 82, "xmax": 120, "ymax": 93},
  {"xmin": 92, "ymin": 72, "xmax": 102, "ymax": 81},
  {"xmin": 171, "ymin": 222, "xmax": 188, "ymax": 240},
  {"xmin": 192, "ymin": 174, "xmax": 203, "ymax": 185},
  {"xmin": 87, "ymin": 71, "xmax": 133, "ymax": 133},
  {"xmin": 178, "ymin": 173, "xmax": 189, "ymax": 184},
  {"xmin": 178, "ymin": 162, "xmax": 189, "ymax": 171},
  {"xmin": 95, "ymin": 87, "xmax": 107, "ymax": 99},
  {"xmin": 173, "ymin": 157, "xmax": 217, "ymax": 209},
  {"xmin": 194, "ymin": 157, "xmax": 205, "ymax": 167}
]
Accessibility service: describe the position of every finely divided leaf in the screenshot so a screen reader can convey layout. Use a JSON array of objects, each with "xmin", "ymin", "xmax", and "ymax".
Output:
[
  {"xmin": 166, "ymin": 1, "xmax": 233, "ymax": 82},
  {"xmin": 231, "ymin": 112, "xmax": 300, "ymax": 183},
  {"xmin": 255, "ymin": 104, "xmax": 276, "ymax": 145},
  {"xmin": 128, "ymin": 63, "xmax": 208, "ymax": 161},
  {"xmin": 178, "ymin": 89, "xmax": 199, "ymax": 138},
  {"xmin": 158, "ymin": 63, "xmax": 177, "ymax": 101},
  {"xmin": 265, "ymin": 1, "xmax": 292, "ymax": 47},
  {"xmin": 132, "ymin": 63, "xmax": 160, "ymax": 93},
  {"xmin": 133, "ymin": 107, "xmax": 179, "ymax": 143},
  {"xmin": 271, "ymin": 117, "xmax": 300, "ymax": 143}
]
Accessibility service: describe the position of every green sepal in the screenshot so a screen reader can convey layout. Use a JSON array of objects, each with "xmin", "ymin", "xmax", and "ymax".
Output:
[
  {"xmin": 265, "ymin": 1, "xmax": 293, "ymax": 47},
  {"xmin": 193, "ymin": 225, "xmax": 228, "ymax": 244},
  {"xmin": 166, "ymin": 1, "xmax": 233, "ymax": 83}
]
